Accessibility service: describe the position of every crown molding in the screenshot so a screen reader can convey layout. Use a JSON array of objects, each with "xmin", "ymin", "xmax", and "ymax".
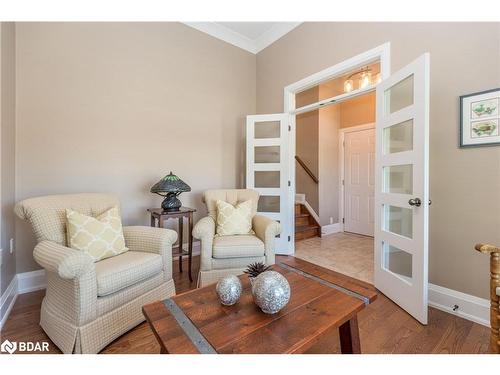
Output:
[
  {"xmin": 253, "ymin": 22, "xmax": 301, "ymax": 53},
  {"xmin": 183, "ymin": 22, "xmax": 301, "ymax": 54}
]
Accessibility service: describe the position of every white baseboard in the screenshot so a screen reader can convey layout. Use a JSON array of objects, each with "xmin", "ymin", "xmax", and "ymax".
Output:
[
  {"xmin": 0, "ymin": 276, "xmax": 18, "ymax": 330},
  {"xmin": 428, "ymin": 283, "xmax": 490, "ymax": 327},
  {"xmin": 17, "ymin": 269, "xmax": 47, "ymax": 294},
  {"xmin": 0, "ymin": 270, "xmax": 48, "ymax": 330},
  {"xmin": 321, "ymin": 223, "xmax": 342, "ymax": 236}
]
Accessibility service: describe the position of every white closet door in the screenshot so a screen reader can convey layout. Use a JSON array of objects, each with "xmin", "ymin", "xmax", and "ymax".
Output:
[
  {"xmin": 344, "ymin": 128, "xmax": 375, "ymax": 237},
  {"xmin": 374, "ymin": 53, "xmax": 430, "ymax": 324},
  {"xmin": 246, "ymin": 114, "xmax": 292, "ymax": 254}
]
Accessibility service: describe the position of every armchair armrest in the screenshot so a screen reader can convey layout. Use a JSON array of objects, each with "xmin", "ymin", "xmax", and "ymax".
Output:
[
  {"xmin": 475, "ymin": 243, "xmax": 500, "ymax": 254},
  {"xmin": 123, "ymin": 226, "xmax": 177, "ymax": 279},
  {"xmin": 192, "ymin": 216, "xmax": 216, "ymax": 271},
  {"xmin": 253, "ymin": 215, "xmax": 281, "ymax": 265},
  {"xmin": 34, "ymin": 240, "xmax": 94, "ymax": 280},
  {"xmin": 123, "ymin": 226, "xmax": 177, "ymax": 254}
]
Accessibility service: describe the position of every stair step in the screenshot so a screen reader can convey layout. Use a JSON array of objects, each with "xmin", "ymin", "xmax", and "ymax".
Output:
[
  {"xmin": 296, "ymin": 213, "xmax": 310, "ymax": 218},
  {"xmin": 295, "ymin": 216, "xmax": 310, "ymax": 227},
  {"xmin": 294, "ymin": 203, "xmax": 321, "ymax": 241},
  {"xmin": 295, "ymin": 224, "xmax": 320, "ymax": 233},
  {"xmin": 295, "ymin": 224, "xmax": 320, "ymax": 241}
]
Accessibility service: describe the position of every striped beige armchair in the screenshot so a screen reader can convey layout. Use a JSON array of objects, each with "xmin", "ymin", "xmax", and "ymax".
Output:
[
  {"xmin": 15, "ymin": 193, "xmax": 177, "ymax": 354},
  {"xmin": 193, "ymin": 189, "xmax": 281, "ymax": 287}
]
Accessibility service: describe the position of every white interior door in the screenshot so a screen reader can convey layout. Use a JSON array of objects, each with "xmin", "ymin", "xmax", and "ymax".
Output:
[
  {"xmin": 374, "ymin": 54, "xmax": 430, "ymax": 324},
  {"xmin": 246, "ymin": 114, "xmax": 292, "ymax": 254},
  {"xmin": 344, "ymin": 128, "xmax": 375, "ymax": 236}
]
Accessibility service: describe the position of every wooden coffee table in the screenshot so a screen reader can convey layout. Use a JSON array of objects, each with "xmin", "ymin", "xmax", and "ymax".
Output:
[{"xmin": 142, "ymin": 257, "xmax": 377, "ymax": 354}]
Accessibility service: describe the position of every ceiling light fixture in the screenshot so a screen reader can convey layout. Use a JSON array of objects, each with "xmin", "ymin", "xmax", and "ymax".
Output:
[
  {"xmin": 359, "ymin": 71, "xmax": 372, "ymax": 89},
  {"xmin": 343, "ymin": 79, "xmax": 354, "ymax": 93},
  {"xmin": 343, "ymin": 66, "xmax": 380, "ymax": 93}
]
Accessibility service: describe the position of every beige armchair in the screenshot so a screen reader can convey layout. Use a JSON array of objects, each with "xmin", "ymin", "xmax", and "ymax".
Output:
[
  {"xmin": 193, "ymin": 189, "xmax": 281, "ymax": 287},
  {"xmin": 15, "ymin": 193, "xmax": 177, "ymax": 354}
]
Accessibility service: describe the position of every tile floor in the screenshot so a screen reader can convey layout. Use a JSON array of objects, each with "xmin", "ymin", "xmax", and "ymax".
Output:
[{"xmin": 295, "ymin": 232, "xmax": 374, "ymax": 283}]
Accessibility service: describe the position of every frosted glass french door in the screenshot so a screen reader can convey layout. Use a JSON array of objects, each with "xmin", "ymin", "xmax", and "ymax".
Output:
[
  {"xmin": 374, "ymin": 54, "xmax": 430, "ymax": 324},
  {"xmin": 246, "ymin": 114, "xmax": 292, "ymax": 254}
]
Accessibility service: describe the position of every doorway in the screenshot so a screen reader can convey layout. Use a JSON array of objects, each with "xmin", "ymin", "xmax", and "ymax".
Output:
[
  {"xmin": 294, "ymin": 91, "xmax": 377, "ymax": 284},
  {"xmin": 247, "ymin": 43, "xmax": 430, "ymax": 324}
]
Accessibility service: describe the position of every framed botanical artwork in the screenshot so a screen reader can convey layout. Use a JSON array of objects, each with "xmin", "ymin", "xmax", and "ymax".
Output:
[{"xmin": 460, "ymin": 88, "xmax": 500, "ymax": 147}]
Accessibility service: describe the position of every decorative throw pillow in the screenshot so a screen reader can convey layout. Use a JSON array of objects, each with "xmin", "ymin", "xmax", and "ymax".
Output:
[
  {"xmin": 66, "ymin": 206, "xmax": 128, "ymax": 262},
  {"xmin": 216, "ymin": 199, "xmax": 253, "ymax": 236}
]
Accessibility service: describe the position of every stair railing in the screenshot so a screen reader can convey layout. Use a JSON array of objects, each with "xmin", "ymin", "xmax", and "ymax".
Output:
[{"xmin": 295, "ymin": 156, "xmax": 319, "ymax": 184}]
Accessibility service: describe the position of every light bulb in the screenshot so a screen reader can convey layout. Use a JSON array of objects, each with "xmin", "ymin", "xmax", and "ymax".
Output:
[
  {"xmin": 359, "ymin": 71, "xmax": 372, "ymax": 89},
  {"xmin": 344, "ymin": 79, "xmax": 354, "ymax": 93},
  {"xmin": 375, "ymin": 72, "xmax": 382, "ymax": 84}
]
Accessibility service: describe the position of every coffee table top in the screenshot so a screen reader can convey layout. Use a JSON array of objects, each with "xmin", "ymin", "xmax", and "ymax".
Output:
[{"xmin": 142, "ymin": 257, "xmax": 377, "ymax": 354}]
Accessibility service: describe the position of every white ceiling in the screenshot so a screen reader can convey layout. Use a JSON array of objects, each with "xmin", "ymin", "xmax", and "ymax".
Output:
[{"xmin": 183, "ymin": 22, "xmax": 301, "ymax": 54}]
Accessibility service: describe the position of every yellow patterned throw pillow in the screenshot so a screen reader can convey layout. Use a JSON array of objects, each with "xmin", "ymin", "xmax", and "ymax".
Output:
[
  {"xmin": 66, "ymin": 206, "xmax": 128, "ymax": 262},
  {"xmin": 216, "ymin": 199, "xmax": 253, "ymax": 236}
]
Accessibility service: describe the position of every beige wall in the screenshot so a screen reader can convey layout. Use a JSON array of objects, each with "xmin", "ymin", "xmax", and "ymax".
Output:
[
  {"xmin": 340, "ymin": 92, "xmax": 375, "ymax": 128},
  {"xmin": 296, "ymin": 109, "xmax": 319, "ymax": 213},
  {"xmin": 257, "ymin": 22, "xmax": 500, "ymax": 299},
  {"xmin": 318, "ymin": 99, "xmax": 340, "ymax": 225},
  {"xmin": 1, "ymin": 22, "xmax": 16, "ymax": 297},
  {"xmin": 317, "ymin": 91, "xmax": 375, "ymax": 227},
  {"xmin": 15, "ymin": 22, "xmax": 256, "ymax": 273}
]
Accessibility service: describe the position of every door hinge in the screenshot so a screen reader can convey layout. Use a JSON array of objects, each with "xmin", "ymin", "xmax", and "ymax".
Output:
[
  {"xmin": 288, "ymin": 180, "xmax": 291, "ymax": 187},
  {"xmin": 342, "ymin": 218, "xmax": 345, "ymax": 224},
  {"xmin": 342, "ymin": 179, "xmax": 344, "ymax": 186},
  {"xmin": 288, "ymin": 236, "xmax": 291, "ymax": 242},
  {"xmin": 288, "ymin": 125, "xmax": 291, "ymax": 131}
]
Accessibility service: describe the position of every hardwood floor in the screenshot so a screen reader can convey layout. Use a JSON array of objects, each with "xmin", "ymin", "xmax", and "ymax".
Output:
[{"xmin": 0, "ymin": 255, "xmax": 491, "ymax": 354}]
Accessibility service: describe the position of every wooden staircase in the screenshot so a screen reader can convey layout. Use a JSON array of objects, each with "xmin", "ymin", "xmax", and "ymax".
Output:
[{"xmin": 295, "ymin": 203, "xmax": 321, "ymax": 241}]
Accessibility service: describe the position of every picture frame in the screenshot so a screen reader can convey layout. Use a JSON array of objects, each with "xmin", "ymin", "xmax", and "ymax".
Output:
[{"xmin": 460, "ymin": 88, "xmax": 500, "ymax": 148}]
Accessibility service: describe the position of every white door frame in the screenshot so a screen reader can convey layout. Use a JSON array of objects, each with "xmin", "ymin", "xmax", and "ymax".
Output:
[
  {"xmin": 338, "ymin": 122, "xmax": 376, "ymax": 234},
  {"xmin": 283, "ymin": 42, "xmax": 391, "ymax": 254}
]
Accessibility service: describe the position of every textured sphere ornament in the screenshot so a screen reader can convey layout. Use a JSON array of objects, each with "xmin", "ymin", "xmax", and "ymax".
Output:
[
  {"xmin": 216, "ymin": 275, "xmax": 242, "ymax": 306},
  {"xmin": 252, "ymin": 271, "xmax": 291, "ymax": 314}
]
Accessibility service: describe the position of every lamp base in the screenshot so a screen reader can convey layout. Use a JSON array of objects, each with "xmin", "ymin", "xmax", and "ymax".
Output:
[{"xmin": 161, "ymin": 194, "xmax": 182, "ymax": 212}]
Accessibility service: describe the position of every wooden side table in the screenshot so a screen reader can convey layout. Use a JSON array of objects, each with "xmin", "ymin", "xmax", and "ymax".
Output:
[{"xmin": 147, "ymin": 207, "xmax": 196, "ymax": 282}]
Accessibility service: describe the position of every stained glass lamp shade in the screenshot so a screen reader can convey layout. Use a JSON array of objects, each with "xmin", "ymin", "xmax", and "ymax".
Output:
[{"xmin": 150, "ymin": 172, "xmax": 191, "ymax": 211}]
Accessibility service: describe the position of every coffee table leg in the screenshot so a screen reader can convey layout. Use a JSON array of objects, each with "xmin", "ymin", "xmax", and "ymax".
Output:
[{"xmin": 339, "ymin": 315, "xmax": 361, "ymax": 354}]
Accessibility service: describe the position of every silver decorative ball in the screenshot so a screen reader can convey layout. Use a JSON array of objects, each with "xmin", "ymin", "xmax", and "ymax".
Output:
[
  {"xmin": 216, "ymin": 275, "xmax": 242, "ymax": 306},
  {"xmin": 251, "ymin": 271, "xmax": 291, "ymax": 314}
]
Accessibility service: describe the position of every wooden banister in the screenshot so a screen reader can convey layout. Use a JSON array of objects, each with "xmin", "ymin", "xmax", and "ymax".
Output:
[{"xmin": 295, "ymin": 156, "xmax": 319, "ymax": 184}]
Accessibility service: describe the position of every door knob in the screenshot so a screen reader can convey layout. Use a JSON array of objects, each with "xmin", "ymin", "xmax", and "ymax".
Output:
[{"xmin": 408, "ymin": 198, "xmax": 422, "ymax": 207}]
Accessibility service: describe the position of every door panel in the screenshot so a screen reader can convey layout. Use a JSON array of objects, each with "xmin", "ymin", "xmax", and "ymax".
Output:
[
  {"xmin": 374, "ymin": 53, "xmax": 430, "ymax": 324},
  {"xmin": 247, "ymin": 114, "xmax": 291, "ymax": 253},
  {"xmin": 344, "ymin": 128, "xmax": 375, "ymax": 237}
]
